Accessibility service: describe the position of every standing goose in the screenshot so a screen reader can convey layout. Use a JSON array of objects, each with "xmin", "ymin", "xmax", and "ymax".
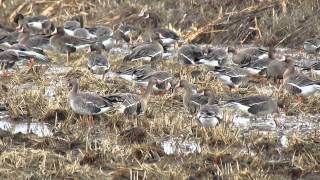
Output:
[
  {"xmin": 266, "ymin": 56, "xmax": 288, "ymax": 83},
  {"xmin": 87, "ymin": 43, "xmax": 110, "ymax": 77},
  {"xmin": 177, "ymin": 44, "xmax": 205, "ymax": 65},
  {"xmin": 123, "ymin": 37, "xmax": 163, "ymax": 62},
  {"xmin": 211, "ymin": 66, "xmax": 248, "ymax": 92},
  {"xmin": 196, "ymin": 90, "xmax": 222, "ymax": 127},
  {"xmin": 68, "ymin": 79, "xmax": 112, "ymax": 127},
  {"xmin": 176, "ymin": 80, "xmax": 215, "ymax": 114},
  {"xmin": 282, "ymin": 57, "xmax": 320, "ymax": 103},
  {"xmin": 303, "ymin": 38, "xmax": 320, "ymax": 54},
  {"xmin": 50, "ymin": 27, "xmax": 94, "ymax": 63},
  {"xmin": 106, "ymin": 78, "xmax": 157, "ymax": 121},
  {"xmin": 225, "ymin": 95, "xmax": 278, "ymax": 118}
]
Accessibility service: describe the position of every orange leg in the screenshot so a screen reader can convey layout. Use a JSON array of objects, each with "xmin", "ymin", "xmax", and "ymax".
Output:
[
  {"xmin": 140, "ymin": 86, "xmax": 145, "ymax": 94},
  {"xmin": 2, "ymin": 69, "xmax": 10, "ymax": 78},
  {"xmin": 87, "ymin": 115, "xmax": 94, "ymax": 128},
  {"xmin": 27, "ymin": 58, "xmax": 36, "ymax": 70},
  {"xmin": 159, "ymin": 91, "xmax": 166, "ymax": 96},
  {"xmin": 295, "ymin": 96, "xmax": 305, "ymax": 106}
]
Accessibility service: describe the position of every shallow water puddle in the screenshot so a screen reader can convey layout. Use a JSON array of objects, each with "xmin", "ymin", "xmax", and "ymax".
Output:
[
  {"xmin": 161, "ymin": 138, "xmax": 201, "ymax": 155},
  {"xmin": 0, "ymin": 110, "xmax": 53, "ymax": 137}
]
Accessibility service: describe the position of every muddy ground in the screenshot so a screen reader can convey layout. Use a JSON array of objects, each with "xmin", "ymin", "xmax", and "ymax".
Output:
[{"xmin": 1, "ymin": 0, "xmax": 320, "ymax": 179}]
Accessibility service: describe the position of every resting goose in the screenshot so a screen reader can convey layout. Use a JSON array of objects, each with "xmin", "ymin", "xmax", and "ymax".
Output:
[
  {"xmin": 225, "ymin": 95, "xmax": 278, "ymax": 117},
  {"xmin": 211, "ymin": 66, "xmax": 248, "ymax": 91},
  {"xmin": 228, "ymin": 47, "xmax": 268, "ymax": 65},
  {"xmin": 123, "ymin": 38, "xmax": 163, "ymax": 62},
  {"xmin": 106, "ymin": 78, "xmax": 156, "ymax": 120},
  {"xmin": 176, "ymin": 80, "xmax": 216, "ymax": 114},
  {"xmin": 50, "ymin": 27, "xmax": 94, "ymax": 63},
  {"xmin": 17, "ymin": 27, "xmax": 51, "ymax": 49},
  {"xmin": 154, "ymin": 28, "xmax": 179, "ymax": 47},
  {"xmin": 106, "ymin": 64, "xmax": 155, "ymax": 82},
  {"xmin": 196, "ymin": 90, "xmax": 222, "ymax": 127},
  {"xmin": 14, "ymin": 13, "xmax": 54, "ymax": 34},
  {"xmin": 282, "ymin": 57, "xmax": 320, "ymax": 102},
  {"xmin": 87, "ymin": 43, "xmax": 110, "ymax": 77},
  {"xmin": 177, "ymin": 44, "xmax": 205, "ymax": 65},
  {"xmin": 240, "ymin": 47, "xmax": 284, "ymax": 76},
  {"xmin": 0, "ymin": 48, "xmax": 50, "ymax": 76},
  {"xmin": 304, "ymin": 38, "xmax": 320, "ymax": 54},
  {"xmin": 117, "ymin": 23, "xmax": 141, "ymax": 43},
  {"xmin": 196, "ymin": 47, "xmax": 229, "ymax": 67},
  {"xmin": 68, "ymin": 79, "xmax": 112, "ymax": 127}
]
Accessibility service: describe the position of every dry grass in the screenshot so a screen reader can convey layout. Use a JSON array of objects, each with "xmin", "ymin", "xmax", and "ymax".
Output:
[{"xmin": 0, "ymin": 0, "xmax": 320, "ymax": 179}]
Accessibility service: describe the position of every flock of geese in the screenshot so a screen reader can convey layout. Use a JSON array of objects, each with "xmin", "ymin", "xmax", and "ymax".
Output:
[{"xmin": 1, "ymin": 12, "xmax": 320, "ymax": 128}]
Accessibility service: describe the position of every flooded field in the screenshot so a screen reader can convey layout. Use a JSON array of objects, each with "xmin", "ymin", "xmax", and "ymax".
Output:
[
  {"xmin": 0, "ymin": 45, "xmax": 319, "ymax": 179},
  {"xmin": 1, "ymin": 0, "xmax": 320, "ymax": 179}
]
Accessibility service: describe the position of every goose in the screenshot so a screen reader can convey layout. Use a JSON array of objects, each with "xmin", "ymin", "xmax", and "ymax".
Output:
[
  {"xmin": 87, "ymin": 43, "xmax": 110, "ymax": 77},
  {"xmin": 177, "ymin": 44, "xmax": 205, "ymax": 65},
  {"xmin": 304, "ymin": 38, "xmax": 320, "ymax": 54},
  {"xmin": 154, "ymin": 28, "xmax": 179, "ymax": 47},
  {"xmin": 282, "ymin": 57, "xmax": 320, "ymax": 103},
  {"xmin": 17, "ymin": 27, "xmax": 51, "ymax": 49},
  {"xmin": 123, "ymin": 38, "xmax": 163, "ymax": 62},
  {"xmin": 50, "ymin": 27, "xmax": 94, "ymax": 63},
  {"xmin": 225, "ymin": 95, "xmax": 278, "ymax": 117},
  {"xmin": 14, "ymin": 13, "xmax": 54, "ymax": 34},
  {"xmin": 240, "ymin": 47, "xmax": 285, "ymax": 76},
  {"xmin": 196, "ymin": 90, "xmax": 222, "ymax": 127},
  {"xmin": 176, "ymin": 80, "xmax": 216, "ymax": 114},
  {"xmin": 266, "ymin": 56, "xmax": 289, "ymax": 83},
  {"xmin": 196, "ymin": 47, "xmax": 229, "ymax": 67},
  {"xmin": 106, "ymin": 78, "xmax": 156, "ymax": 121},
  {"xmin": 210, "ymin": 66, "xmax": 248, "ymax": 91},
  {"xmin": 68, "ymin": 79, "xmax": 112, "ymax": 127},
  {"xmin": 228, "ymin": 47, "xmax": 268, "ymax": 65}
]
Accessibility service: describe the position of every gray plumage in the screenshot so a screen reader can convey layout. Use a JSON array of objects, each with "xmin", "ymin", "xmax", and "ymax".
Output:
[
  {"xmin": 88, "ymin": 44, "xmax": 110, "ymax": 75},
  {"xmin": 123, "ymin": 41, "xmax": 163, "ymax": 62},
  {"xmin": 196, "ymin": 91, "xmax": 222, "ymax": 127},
  {"xmin": 68, "ymin": 79, "xmax": 112, "ymax": 115},
  {"xmin": 197, "ymin": 47, "xmax": 228, "ymax": 67},
  {"xmin": 228, "ymin": 47, "xmax": 268, "ymax": 65},
  {"xmin": 226, "ymin": 95, "xmax": 278, "ymax": 116},
  {"xmin": 177, "ymin": 80, "xmax": 214, "ymax": 114},
  {"xmin": 106, "ymin": 78, "xmax": 156, "ymax": 119},
  {"xmin": 50, "ymin": 27, "xmax": 94, "ymax": 54},
  {"xmin": 283, "ymin": 58, "xmax": 320, "ymax": 97},
  {"xmin": 212, "ymin": 67, "xmax": 248, "ymax": 89},
  {"xmin": 304, "ymin": 38, "xmax": 320, "ymax": 53},
  {"xmin": 18, "ymin": 28, "xmax": 50, "ymax": 49},
  {"xmin": 177, "ymin": 44, "xmax": 205, "ymax": 65}
]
